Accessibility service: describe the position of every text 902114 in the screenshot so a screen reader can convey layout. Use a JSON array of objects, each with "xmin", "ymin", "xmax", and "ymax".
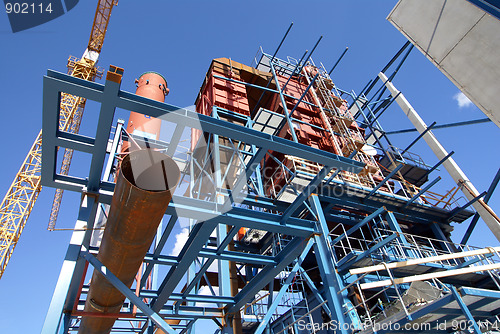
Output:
[{"xmin": 5, "ymin": 2, "xmax": 53, "ymax": 14}]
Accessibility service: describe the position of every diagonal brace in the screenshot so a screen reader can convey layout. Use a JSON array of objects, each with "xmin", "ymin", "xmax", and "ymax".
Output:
[{"xmin": 80, "ymin": 248, "xmax": 177, "ymax": 334}]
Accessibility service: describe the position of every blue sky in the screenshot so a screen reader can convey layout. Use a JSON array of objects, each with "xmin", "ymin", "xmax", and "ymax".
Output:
[{"xmin": 0, "ymin": 1, "xmax": 499, "ymax": 332}]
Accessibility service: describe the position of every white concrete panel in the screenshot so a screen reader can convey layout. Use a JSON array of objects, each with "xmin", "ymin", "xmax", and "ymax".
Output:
[
  {"xmin": 388, "ymin": 0, "xmax": 484, "ymax": 63},
  {"xmin": 388, "ymin": 0, "xmax": 446, "ymax": 52},
  {"xmin": 387, "ymin": 0, "xmax": 500, "ymax": 128},
  {"xmin": 440, "ymin": 14, "xmax": 500, "ymax": 125}
]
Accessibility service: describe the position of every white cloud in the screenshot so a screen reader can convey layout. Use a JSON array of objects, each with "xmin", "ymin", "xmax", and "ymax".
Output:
[
  {"xmin": 453, "ymin": 92, "xmax": 473, "ymax": 108},
  {"xmin": 197, "ymin": 286, "xmax": 220, "ymax": 307},
  {"xmin": 170, "ymin": 228, "xmax": 189, "ymax": 256}
]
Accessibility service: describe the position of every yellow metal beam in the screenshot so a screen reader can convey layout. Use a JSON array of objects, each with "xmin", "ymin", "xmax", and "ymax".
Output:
[{"xmin": 0, "ymin": 0, "xmax": 117, "ymax": 278}]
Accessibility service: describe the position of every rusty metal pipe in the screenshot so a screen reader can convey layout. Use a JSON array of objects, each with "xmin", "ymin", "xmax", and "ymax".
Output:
[{"xmin": 78, "ymin": 149, "xmax": 180, "ymax": 334}]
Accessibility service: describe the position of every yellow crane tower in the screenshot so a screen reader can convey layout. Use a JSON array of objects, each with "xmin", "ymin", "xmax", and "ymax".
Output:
[{"xmin": 0, "ymin": 0, "xmax": 118, "ymax": 279}]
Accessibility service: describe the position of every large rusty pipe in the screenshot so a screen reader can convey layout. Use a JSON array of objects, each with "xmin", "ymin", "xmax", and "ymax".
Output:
[{"xmin": 78, "ymin": 149, "xmax": 180, "ymax": 334}]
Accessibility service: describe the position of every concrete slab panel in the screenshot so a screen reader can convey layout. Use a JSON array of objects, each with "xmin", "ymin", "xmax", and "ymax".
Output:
[
  {"xmin": 388, "ymin": 0, "xmax": 500, "ymax": 128},
  {"xmin": 440, "ymin": 14, "xmax": 500, "ymax": 125},
  {"xmin": 388, "ymin": 0, "xmax": 484, "ymax": 63}
]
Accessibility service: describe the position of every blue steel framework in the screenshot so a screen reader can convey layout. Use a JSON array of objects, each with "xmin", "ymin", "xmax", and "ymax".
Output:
[{"xmin": 40, "ymin": 46, "xmax": 500, "ymax": 334}]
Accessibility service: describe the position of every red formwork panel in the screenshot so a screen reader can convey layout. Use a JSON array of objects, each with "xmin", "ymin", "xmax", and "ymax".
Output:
[{"xmin": 193, "ymin": 58, "xmax": 384, "ymax": 196}]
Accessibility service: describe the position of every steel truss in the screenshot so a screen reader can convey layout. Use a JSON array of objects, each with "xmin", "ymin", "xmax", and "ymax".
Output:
[{"xmin": 40, "ymin": 48, "xmax": 499, "ymax": 334}]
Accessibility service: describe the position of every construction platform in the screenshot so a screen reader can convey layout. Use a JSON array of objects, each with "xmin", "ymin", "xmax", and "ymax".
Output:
[{"xmin": 40, "ymin": 47, "xmax": 500, "ymax": 334}]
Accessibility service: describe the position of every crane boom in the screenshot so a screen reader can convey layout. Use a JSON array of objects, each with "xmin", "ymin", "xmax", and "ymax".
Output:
[{"xmin": 0, "ymin": 0, "xmax": 117, "ymax": 279}]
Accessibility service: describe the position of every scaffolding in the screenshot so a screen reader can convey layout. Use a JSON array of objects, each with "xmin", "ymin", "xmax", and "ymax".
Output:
[{"xmin": 40, "ymin": 41, "xmax": 500, "ymax": 334}]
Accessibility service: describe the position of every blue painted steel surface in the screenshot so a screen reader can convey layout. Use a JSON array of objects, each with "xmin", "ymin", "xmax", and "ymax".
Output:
[
  {"xmin": 403, "ymin": 176, "xmax": 441, "ymax": 209},
  {"xmin": 365, "ymin": 164, "xmax": 403, "ymax": 199},
  {"xmin": 337, "ymin": 234, "xmax": 398, "ymax": 271},
  {"xmin": 227, "ymin": 236, "xmax": 309, "ymax": 313},
  {"xmin": 253, "ymin": 239, "xmax": 314, "ymax": 334},
  {"xmin": 41, "ymin": 70, "xmax": 364, "ymax": 195},
  {"xmin": 450, "ymin": 287, "xmax": 482, "ymax": 334},
  {"xmin": 81, "ymin": 249, "xmax": 178, "ymax": 334},
  {"xmin": 331, "ymin": 206, "xmax": 386, "ymax": 244},
  {"xmin": 40, "ymin": 50, "xmax": 491, "ymax": 334},
  {"xmin": 281, "ymin": 166, "xmax": 332, "ymax": 223},
  {"xmin": 41, "ymin": 195, "xmax": 98, "ymax": 334},
  {"xmin": 310, "ymin": 194, "xmax": 352, "ymax": 334},
  {"xmin": 462, "ymin": 167, "xmax": 500, "ymax": 243},
  {"xmin": 466, "ymin": 0, "xmax": 500, "ymax": 20},
  {"xmin": 269, "ymin": 61, "xmax": 298, "ymax": 143}
]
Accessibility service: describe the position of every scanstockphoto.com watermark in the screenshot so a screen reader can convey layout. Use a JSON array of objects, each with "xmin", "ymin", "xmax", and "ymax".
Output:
[
  {"xmin": 4, "ymin": 0, "xmax": 80, "ymax": 32},
  {"xmin": 296, "ymin": 319, "xmax": 493, "ymax": 332}
]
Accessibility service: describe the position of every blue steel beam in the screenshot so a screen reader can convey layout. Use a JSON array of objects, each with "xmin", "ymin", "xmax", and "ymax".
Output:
[
  {"xmin": 337, "ymin": 233, "xmax": 398, "ymax": 272},
  {"xmin": 400, "ymin": 121, "xmax": 437, "ymax": 156},
  {"xmin": 143, "ymin": 253, "xmax": 178, "ymax": 266},
  {"xmin": 385, "ymin": 211, "xmax": 416, "ymax": 258},
  {"xmin": 170, "ymin": 199, "xmax": 316, "ymax": 237},
  {"xmin": 183, "ymin": 227, "xmax": 239, "ymax": 297},
  {"xmin": 42, "ymin": 70, "xmax": 365, "ymax": 193},
  {"xmin": 254, "ymin": 239, "xmax": 314, "ymax": 334},
  {"xmin": 198, "ymin": 248, "xmax": 276, "ymax": 265},
  {"xmin": 140, "ymin": 214, "xmax": 178, "ymax": 288},
  {"xmin": 354, "ymin": 41, "xmax": 411, "ymax": 111},
  {"xmin": 281, "ymin": 166, "xmax": 333, "ymax": 223},
  {"xmin": 297, "ymin": 36, "xmax": 323, "ymax": 74},
  {"xmin": 328, "ymin": 47, "xmax": 349, "ymax": 75},
  {"xmin": 450, "ymin": 286, "xmax": 482, "ymax": 334},
  {"xmin": 462, "ymin": 167, "xmax": 500, "ymax": 244},
  {"xmin": 402, "ymin": 176, "xmax": 441, "ymax": 209},
  {"xmin": 460, "ymin": 286, "xmax": 500, "ymax": 299},
  {"xmin": 331, "ymin": 206, "xmax": 386, "ymax": 245},
  {"xmin": 386, "ymin": 118, "xmax": 491, "ymax": 135},
  {"xmin": 104, "ymin": 289, "xmax": 234, "ymax": 306},
  {"xmin": 226, "ymin": 236, "xmax": 309, "ymax": 313},
  {"xmin": 86, "ymin": 71, "xmax": 122, "ymax": 192},
  {"xmin": 41, "ymin": 195, "xmax": 99, "ymax": 334},
  {"xmin": 80, "ymin": 249, "xmax": 177, "ymax": 334},
  {"xmin": 447, "ymin": 191, "xmax": 487, "ymax": 222},
  {"xmin": 364, "ymin": 164, "xmax": 404, "ymax": 200},
  {"xmin": 454, "ymin": 252, "xmax": 494, "ymax": 269},
  {"xmin": 58, "ymin": 191, "xmax": 315, "ymax": 237},
  {"xmin": 151, "ymin": 220, "xmax": 218, "ymax": 312},
  {"xmin": 56, "ymin": 132, "xmax": 95, "ymax": 153},
  {"xmin": 415, "ymin": 151, "xmax": 455, "ymax": 185},
  {"xmin": 166, "ymin": 124, "xmax": 185, "ymax": 157},
  {"xmin": 367, "ymin": 93, "xmax": 397, "ymax": 126},
  {"xmin": 269, "ymin": 61, "xmax": 298, "ymax": 143},
  {"xmin": 364, "ymin": 44, "xmax": 413, "ymax": 117},
  {"xmin": 309, "ymin": 194, "xmax": 351, "ymax": 334},
  {"xmin": 298, "ymin": 267, "xmax": 331, "ymax": 316},
  {"xmin": 230, "ymin": 146, "xmax": 268, "ymax": 199},
  {"xmin": 270, "ymin": 22, "xmax": 293, "ymax": 62}
]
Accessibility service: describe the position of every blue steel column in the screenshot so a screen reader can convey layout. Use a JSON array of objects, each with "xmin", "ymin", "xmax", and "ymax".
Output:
[
  {"xmin": 269, "ymin": 60, "xmax": 298, "ymax": 143},
  {"xmin": 187, "ymin": 148, "xmax": 198, "ymax": 334},
  {"xmin": 385, "ymin": 211, "xmax": 416, "ymax": 258},
  {"xmin": 450, "ymin": 286, "xmax": 482, "ymax": 334},
  {"xmin": 80, "ymin": 249, "xmax": 178, "ymax": 334},
  {"xmin": 246, "ymin": 117, "xmax": 265, "ymax": 196},
  {"xmin": 212, "ymin": 108, "xmax": 232, "ymax": 305},
  {"xmin": 254, "ymin": 240, "xmax": 314, "ymax": 334},
  {"xmin": 309, "ymin": 194, "xmax": 352, "ymax": 334},
  {"xmin": 41, "ymin": 194, "xmax": 99, "ymax": 334}
]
